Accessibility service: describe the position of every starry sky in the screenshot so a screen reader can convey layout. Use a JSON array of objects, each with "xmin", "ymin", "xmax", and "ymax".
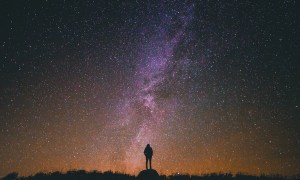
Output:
[{"xmin": 0, "ymin": 0, "xmax": 299, "ymax": 177}]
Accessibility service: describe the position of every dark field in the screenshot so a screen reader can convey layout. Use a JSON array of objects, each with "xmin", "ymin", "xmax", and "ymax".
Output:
[{"xmin": 2, "ymin": 170, "xmax": 299, "ymax": 180}]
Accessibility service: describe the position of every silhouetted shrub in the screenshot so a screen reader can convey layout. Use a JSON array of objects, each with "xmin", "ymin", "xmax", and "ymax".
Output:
[{"xmin": 2, "ymin": 172, "xmax": 18, "ymax": 180}]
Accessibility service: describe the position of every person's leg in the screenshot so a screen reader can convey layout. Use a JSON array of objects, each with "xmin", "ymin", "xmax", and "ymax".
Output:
[
  {"xmin": 149, "ymin": 156, "xmax": 152, "ymax": 169},
  {"xmin": 146, "ymin": 157, "xmax": 148, "ymax": 169}
]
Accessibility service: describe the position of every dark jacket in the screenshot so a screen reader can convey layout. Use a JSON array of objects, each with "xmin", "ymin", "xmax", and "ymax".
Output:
[{"xmin": 144, "ymin": 146, "xmax": 153, "ymax": 158}]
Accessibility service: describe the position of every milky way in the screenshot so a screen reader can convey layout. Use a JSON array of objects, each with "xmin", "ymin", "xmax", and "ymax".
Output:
[
  {"xmin": 95, "ymin": 2, "xmax": 197, "ymax": 172},
  {"xmin": 0, "ymin": 0, "xmax": 299, "ymax": 177}
]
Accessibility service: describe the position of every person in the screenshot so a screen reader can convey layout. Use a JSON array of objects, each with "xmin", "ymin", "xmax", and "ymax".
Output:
[{"xmin": 144, "ymin": 144, "xmax": 153, "ymax": 170}]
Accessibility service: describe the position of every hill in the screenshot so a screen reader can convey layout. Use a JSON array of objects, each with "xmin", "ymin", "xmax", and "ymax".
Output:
[{"xmin": 2, "ymin": 170, "xmax": 298, "ymax": 180}]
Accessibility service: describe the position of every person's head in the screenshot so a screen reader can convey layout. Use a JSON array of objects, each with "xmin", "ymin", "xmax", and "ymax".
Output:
[{"xmin": 147, "ymin": 144, "xmax": 150, "ymax": 147}]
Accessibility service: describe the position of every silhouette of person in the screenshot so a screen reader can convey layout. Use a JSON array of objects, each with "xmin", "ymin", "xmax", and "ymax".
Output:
[{"xmin": 144, "ymin": 144, "xmax": 153, "ymax": 170}]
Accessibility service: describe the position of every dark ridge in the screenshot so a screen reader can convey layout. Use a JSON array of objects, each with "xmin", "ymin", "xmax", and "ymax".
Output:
[{"xmin": 2, "ymin": 170, "xmax": 299, "ymax": 180}]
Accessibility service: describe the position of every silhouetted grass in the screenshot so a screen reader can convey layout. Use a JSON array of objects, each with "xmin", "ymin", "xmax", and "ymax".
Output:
[{"xmin": 1, "ymin": 170, "xmax": 299, "ymax": 180}]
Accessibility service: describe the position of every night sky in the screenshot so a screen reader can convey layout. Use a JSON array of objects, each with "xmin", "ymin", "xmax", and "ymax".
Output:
[{"xmin": 0, "ymin": 0, "xmax": 299, "ymax": 177}]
